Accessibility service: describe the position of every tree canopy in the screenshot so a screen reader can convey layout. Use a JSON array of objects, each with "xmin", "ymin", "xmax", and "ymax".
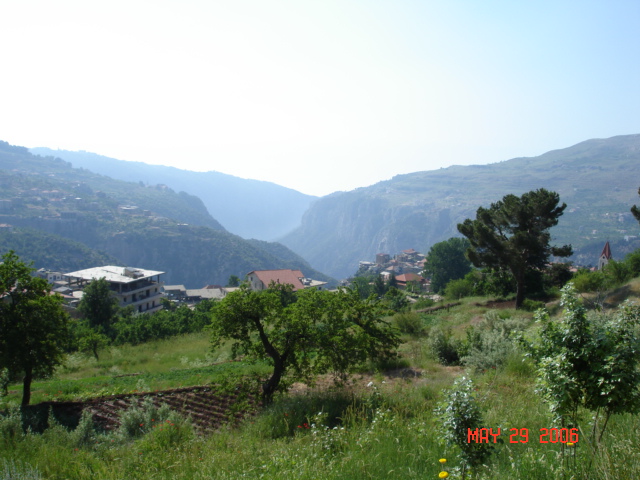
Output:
[
  {"xmin": 632, "ymin": 187, "xmax": 640, "ymax": 224},
  {"xmin": 424, "ymin": 237, "xmax": 473, "ymax": 293},
  {"xmin": 0, "ymin": 251, "xmax": 70, "ymax": 405},
  {"xmin": 457, "ymin": 188, "xmax": 572, "ymax": 308},
  {"xmin": 209, "ymin": 284, "xmax": 400, "ymax": 402},
  {"xmin": 77, "ymin": 277, "xmax": 119, "ymax": 337}
]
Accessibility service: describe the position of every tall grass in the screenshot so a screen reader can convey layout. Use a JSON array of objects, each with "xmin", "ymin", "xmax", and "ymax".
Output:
[{"xmin": 2, "ymin": 293, "xmax": 640, "ymax": 479}]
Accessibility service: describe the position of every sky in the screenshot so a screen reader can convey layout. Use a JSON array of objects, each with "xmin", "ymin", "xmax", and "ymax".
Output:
[{"xmin": 1, "ymin": 1, "xmax": 639, "ymax": 197}]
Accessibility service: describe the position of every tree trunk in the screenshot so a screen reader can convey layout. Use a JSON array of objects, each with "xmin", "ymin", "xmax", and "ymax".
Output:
[
  {"xmin": 22, "ymin": 367, "xmax": 33, "ymax": 406},
  {"xmin": 262, "ymin": 360, "xmax": 285, "ymax": 404},
  {"xmin": 515, "ymin": 271, "xmax": 525, "ymax": 309}
]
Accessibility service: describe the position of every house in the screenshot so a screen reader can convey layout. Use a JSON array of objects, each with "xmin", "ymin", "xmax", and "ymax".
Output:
[
  {"xmin": 597, "ymin": 241, "xmax": 613, "ymax": 270},
  {"xmin": 65, "ymin": 266, "xmax": 165, "ymax": 314},
  {"xmin": 163, "ymin": 284, "xmax": 187, "ymax": 301},
  {"xmin": 35, "ymin": 268, "xmax": 67, "ymax": 285},
  {"xmin": 376, "ymin": 253, "xmax": 390, "ymax": 265},
  {"xmin": 395, "ymin": 273, "xmax": 428, "ymax": 291},
  {"xmin": 247, "ymin": 269, "xmax": 327, "ymax": 291},
  {"xmin": 185, "ymin": 287, "xmax": 226, "ymax": 303}
]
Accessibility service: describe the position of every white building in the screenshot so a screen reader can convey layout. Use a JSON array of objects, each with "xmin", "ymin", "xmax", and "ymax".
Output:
[{"xmin": 65, "ymin": 266, "xmax": 165, "ymax": 314}]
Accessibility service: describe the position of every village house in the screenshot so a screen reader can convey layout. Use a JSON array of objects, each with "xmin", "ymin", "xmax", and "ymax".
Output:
[
  {"xmin": 65, "ymin": 266, "xmax": 165, "ymax": 314},
  {"xmin": 247, "ymin": 269, "xmax": 327, "ymax": 291},
  {"xmin": 395, "ymin": 273, "xmax": 429, "ymax": 291}
]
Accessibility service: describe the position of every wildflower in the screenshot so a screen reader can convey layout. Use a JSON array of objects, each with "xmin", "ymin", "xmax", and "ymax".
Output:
[
  {"xmin": 439, "ymin": 458, "xmax": 447, "ymax": 464},
  {"xmin": 439, "ymin": 472, "xmax": 449, "ymax": 478}
]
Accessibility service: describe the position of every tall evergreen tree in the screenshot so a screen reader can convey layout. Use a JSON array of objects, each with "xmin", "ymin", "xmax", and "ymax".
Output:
[{"xmin": 457, "ymin": 189, "xmax": 572, "ymax": 308}]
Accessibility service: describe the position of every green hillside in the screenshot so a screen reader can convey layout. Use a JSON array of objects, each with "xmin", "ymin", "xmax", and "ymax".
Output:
[{"xmin": 0, "ymin": 141, "xmax": 335, "ymax": 287}]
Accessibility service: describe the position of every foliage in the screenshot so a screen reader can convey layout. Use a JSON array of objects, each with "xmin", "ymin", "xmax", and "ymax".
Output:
[
  {"xmin": 112, "ymin": 302, "xmax": 213, "ymax": 346},
  {"xmin": 226, "ymin": 275, "xmax": 240, "ymax": 287},
  {"xmin": 444, "ymin": 278, "xmax": 474, "ymax": 301},
  {"xmin": 117, "ymin": 397, "xmax": 191, "ymax": 442},
  {"xmin": 0, "ymin": 251, "xmax": 70, "ymax": 405},
  {"xmin": 572, "ymin": 269, "xmax": 606, "ymax": 293},
  {"xmin": 435, "ymin": 376, "xmax": 494, "ymax": 477},
  {"xmin": 428, "ymin": 327, "xmax": 463, "ymax": 366},
  {"xmin": 411, "ymin": 297, "xmax": 434, "ymax": 310},
  {"xmin": 77, "ymin": 278, "xmax": 119, "ymax": 338},
  {"xmin": 392, "ymin": 311, "xmax": 424, "ymax": 335},
  {"xmin": 458, "ymin": 188, "xmax": 572, "ymax": 308},
  {"xmin": 521, "ymin": 299, "xmax": 545, "ymax": 312},
  {"xmin": 0, "ymin": 459, "xmax": 42, "ymax": 480},
  {"xmin": 381, "ymin": 287, "xmax": 409, "ymax": 312},
  {"xmin": 632, "ymin": 186, "xmax": 640, "ymax": 224},
  {"xmin": 525, "ymin": 283, "xmax": 640, "ymax": 446},
  {"xmin": 424, "ymin": 237, "xmax": 473, "ymax": 293},
  {"xmin": 461, "ymin": 311, "xmax": 529, "ymax": 372},
  {"xmin": 349, "ymin": 276, "xmax": 373, "ymax": 299},
  {"xmin": 209, "ymin": 285, "xmax": 400, "ymax": 401},
  {"xmin": 75, "ymin": 324, "xmax": 110, "ymax": 361}
]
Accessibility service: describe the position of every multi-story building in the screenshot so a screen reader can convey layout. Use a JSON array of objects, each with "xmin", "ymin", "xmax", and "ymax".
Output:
[{"xmin": 65, "ymin": 266, "xmax": 165, "ymax": 314}]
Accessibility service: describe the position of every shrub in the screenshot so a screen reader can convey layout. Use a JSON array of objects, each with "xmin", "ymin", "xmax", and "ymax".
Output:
[
  {"xmin": 392, "ymin": 311, "xmax": 424, "ymax": 335},
  {"xmin": 572, "ymin": 269, "xmax": 606, "ymax": 293},
  {"xmin": 444, "ymin": 278, "xmax": 474, "ymax": 301},
  {"xmin": 525, "ymin": 283, "xmax": 640, "ymax": 445},
  {"xmin": 117, "ymin": 398, "xmax": 187, "ymax": 440},
  {"xmin": 522, "ymin": 299, "xmax": 545, "ymax": 312},
  {"xmin": 428, "ymin": 327, "xmax": 463, "ymax": 366},
  {"xmin": 435, "ymin": 376, "xmax": 494, "ymax": 476},
  {"xmin": 461, "ymin": 311, "xmax": 529, "ymax": 372},
  {"xmin": 0, "ymin": 406, "xmax": 23, "ymax": 442}
]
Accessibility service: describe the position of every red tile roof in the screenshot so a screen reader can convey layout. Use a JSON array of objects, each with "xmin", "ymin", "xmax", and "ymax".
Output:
[
  {"xmin": 249, "ymin": 269, "xmax": 306, "ymax": 290},
  {"xmin": 396, "ymin": 273, "xmax": 424, "ymax": 283}
]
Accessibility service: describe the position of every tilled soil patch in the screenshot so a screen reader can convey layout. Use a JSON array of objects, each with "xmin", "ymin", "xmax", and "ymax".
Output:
[{"xmin": 30, "ymin": 384, "xmax": 260, "ymax": 434}]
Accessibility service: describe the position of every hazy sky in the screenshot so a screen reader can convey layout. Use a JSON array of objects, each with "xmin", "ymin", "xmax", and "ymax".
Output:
[{"xmin": 2, "ymin": 1, "xmax": 639, "ymax": 196}]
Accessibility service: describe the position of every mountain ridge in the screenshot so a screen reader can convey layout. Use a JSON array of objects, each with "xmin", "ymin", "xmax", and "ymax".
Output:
[
  {"xmin": 0, "ymin": 141, "xmax": 335, "ymax": 287},
  {"xmin": 30, "ymin": 148, "xmax": 317, "ymax": 240},
  {"xmin": 280, "ymin": 134, "xmax": 640, "ymax": 279}
]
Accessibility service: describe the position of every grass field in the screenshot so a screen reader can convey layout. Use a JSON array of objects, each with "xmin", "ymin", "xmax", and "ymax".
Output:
[{"xmin": 1, "ymin": 288, "xmax": 640, "ymax": 479}]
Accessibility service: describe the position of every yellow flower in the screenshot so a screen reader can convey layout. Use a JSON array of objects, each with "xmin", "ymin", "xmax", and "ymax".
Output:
[
  {"xmin": 567, "ymin": 442, "xmax": 575, "ymax": 447},
  {"xmin": 439, "ymin": 458, "xmax": 447, "ymax": 464},
  {"xmin": 439, "ymin": 472, "xmax": 449, "ymax": 479}
]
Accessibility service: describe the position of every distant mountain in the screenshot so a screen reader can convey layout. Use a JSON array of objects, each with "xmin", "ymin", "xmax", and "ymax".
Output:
[
  {"xmin": 1, "ymin": 141, "xmax": 335, "ymax": 287},
  {"xmin": 30, "ymin": 148, "xmax": 317, "ymax": 241},
  {"xmin": 280, "ymin": 134, "xmax": 640, "ymax": 279}
]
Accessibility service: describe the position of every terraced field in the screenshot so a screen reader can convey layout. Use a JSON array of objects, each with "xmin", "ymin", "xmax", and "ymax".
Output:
[{"xmin": 33, "ymin": 384, "xmax": 260, "ymax": 433}]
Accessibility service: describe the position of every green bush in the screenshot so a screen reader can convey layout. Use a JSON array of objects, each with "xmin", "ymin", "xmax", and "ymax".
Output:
[
  {"xmin": 0, "ymin": 406, "xmax": 23, "ymax": 443},
  {"xmin": 435, "ymin": 376, "xmax": 494, "ymax": 476},
  {"xmin": 572, "ymin": 269, "xmax": 606, "ymax": 292},
  {"xmin": 522, "ymin": 299, "xmax": 545, "ymax": 312},
  {"xmin": 444, "ymin": 278, "xmax": 474, "ymax": 301},
  {"xmin": 461, "ymin": 311, "xmax": 529, "ymax": 372},
  {"xmin": 392, "ymin": 312, "xmax": 424, "ymax": 335},
  {"xmin": 428, "ymin": 327, "xmax": 463, "ymax": 365},
  {"xmin": 117, "ymin": 398, "xmax": 188, "ymax": 440}
]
